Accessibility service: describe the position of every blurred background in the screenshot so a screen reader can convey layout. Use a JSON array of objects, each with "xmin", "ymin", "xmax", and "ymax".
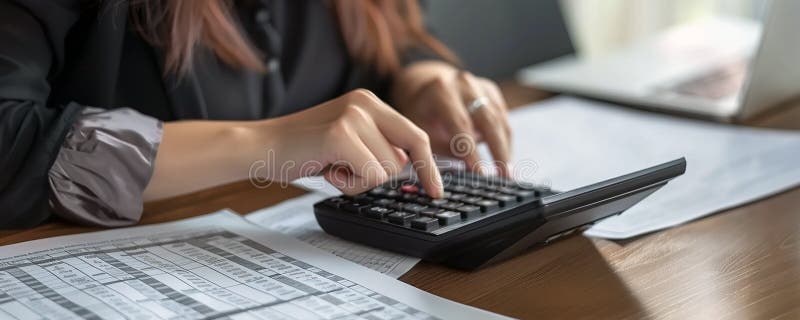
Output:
[{"xmin": 426, "ymin": 0, "xmax": 764, "ymax": 79}]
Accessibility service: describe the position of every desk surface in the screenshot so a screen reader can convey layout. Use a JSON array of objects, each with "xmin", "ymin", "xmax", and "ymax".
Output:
[{"xmin": 2, "ymin": 82, "xmax": 799, "ymax": 320}]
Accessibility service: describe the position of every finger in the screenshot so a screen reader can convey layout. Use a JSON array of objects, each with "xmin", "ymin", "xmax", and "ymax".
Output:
[
  {"xmin": 346, "ymin": 89, "xmax": 444, "ymax": 197},
  {"xmin": 324, "ymin": 165, "xmax": 381, "ymax": 196},
  {"xmin": 393, "ymin": 146, "xmax": 410, "ymax": 167},
  {"xmin": 480, "ymin": 78, "xmax": 512, "ymax": 140},
  {"xmin": 474, "ymin": 105, "xmax": 512, "ymax": 177},
  {"xmin": 423, "ymin": 77, "xmax": 482, "ymax": 174},
  {"xmin": 324, "ymin": 128, "xmax": 389, "ymax": 195},
  {"xmin": 350, "ymin": 107, "xmax": 406, "ymax": 177},
  {"xmin": 459, "ymin": 73, "xmax": 511, "ymax": 177},
  {"xmin": 478, "ymin": 78, "xmax": 513, "ymax": 176}
]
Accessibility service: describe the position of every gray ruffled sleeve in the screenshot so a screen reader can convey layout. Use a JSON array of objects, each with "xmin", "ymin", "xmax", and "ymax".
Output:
[{"xmin": 48, "ymin": 107, "xmax": 162, "ymax": 227}]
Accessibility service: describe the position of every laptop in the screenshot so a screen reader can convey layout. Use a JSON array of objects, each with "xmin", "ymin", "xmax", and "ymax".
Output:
[{"xmin": 518, "ymin": 0, "xmax": 800, "ymax": 122}]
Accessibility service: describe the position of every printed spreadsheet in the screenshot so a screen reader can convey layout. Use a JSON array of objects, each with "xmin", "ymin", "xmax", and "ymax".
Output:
[{"xmin": 0, "ymin": 211, "xmax": 508, "ymax": 320}]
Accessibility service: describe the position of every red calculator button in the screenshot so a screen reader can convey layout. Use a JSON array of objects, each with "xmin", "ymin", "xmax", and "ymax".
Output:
[{"xmin": 400, "ymin": 184, "xmax": 419, "ymax": 194}]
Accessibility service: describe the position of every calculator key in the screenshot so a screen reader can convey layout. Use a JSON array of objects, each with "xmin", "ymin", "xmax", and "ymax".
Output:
[
  {"xmin": 402, "ymin": 203, "xmax": 428, "ymax": 214},
  {"xmin": 365, "ymin": 207, "xmax": 393, "ymax": 219},
  {"xmin": 510, "ymin": 190, "xmax": 538, "ymax": 200},
  {"xmin": 455, "ymin": 205, "xmax": 482, "ymax": 219},
  {"xmin": 435, "ymin": 211, "xmax": 461, "ymax": 226},
  {"xmin": 387, "ymin": 202, "xmax": 407, "ymax": 210},
  {"xmin": 420, "ymin": 208, "xmax": 443, "ymax": 217},
  {"xmin": 447, "ymin": 193, "xmax": 467, "ymax": 201},
  {"xmin": 401, "ymin": 193, "xmax": 419, "ymax": 201},
  {"xmin": 461, "ymin": 196, "xmax": 483, "ymax": 205},
  {"xmin": 400, "ymin": 184, "xmax": 419, "ymax": 194},
  {"xmin": 342, "ymin": 202, "xmax": 371, "ymax": 214},
  {"xmin": 374, "ymin": 198, "xmax": 396, "ymax": 206},
  {"xmin": 498, "ymin": 187, "xmax": 538, "ymax": 201},
  {"xmin": 475, "ymin": 199, "xmax": 499, "ymax": 212},
  {"xmin": 369, "ymin": 187, "xmax": 387, "ymax": 196},
  {"xmin": 349, "ymin": 194, "xmax": 374, "ymax": 202},
  {"xmin": 439, "ymin": 201, "xmax": 464, "ymax": 211},
  {"xmin": 482, "ymin": 184, "xmax": 506, "ymax": 193},
  {"xmin": 323, "ymin": 197, "xmax": 349, "ymax": 209},
  {"xmin": 446, "ymin": 185, "xmax": 469, "ymax": 193},
  {"xmin": 498, "ymin": 186, "xmax": 518, "ymax": 194},
  {"xmin": 464, "ymin": 187, "xmax": 484, "ymax": 196},
  {"xmin": 410, "ymin": 217, "xmax": 439, "ymax": 231},
  {"xmin": 492, "ymin": 194, "xmax": 517, "ymax": 206},
  {"xmin": 387, "ymin": 212, "xmax": 416, "ymax": 225},
  {"xmin": 482, "ymin": 177, "xmax": 506, "ymax": 188},
  {"xmin": 515, "ymin": 181, "xmax": 539, "ymax": 190},
  {"xmin": 478, "ymin": 190, "xmax": 497, "ymax": 198},
  {"xmin": 384, "ymin": 190, "xmax": 401, "ymax": 199},
  {"xmin": 466, "ymin": 180, "xmax": 483, "ymax": 189}
]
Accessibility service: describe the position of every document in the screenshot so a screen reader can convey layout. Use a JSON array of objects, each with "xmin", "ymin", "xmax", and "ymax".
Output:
[
  {"xmin": 291, "ymin": 177, "xmax": 342, "ymax": 197},
  {"xmin": 500, "ymin": 96, "xmax": 800, "ymax": 239},
  {"xmin": 246, "ymin": 193, "xmax": 420, "ymax": 278},
  {"xmin": 0, "ymin": 211, "xmax": 508, "ymax": 319}
]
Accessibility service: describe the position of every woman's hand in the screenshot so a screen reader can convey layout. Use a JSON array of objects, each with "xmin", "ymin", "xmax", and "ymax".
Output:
[
  {"xmin": 146, "ymin": 89, "xmax": 442, "ymax": 201},
  {"xmin": 392, "ymin": 61, "xmax": 512, "ymax": 176},
  {"xmin": 255, "ymin": 89, "xmax": 443, "ymax": 197}
]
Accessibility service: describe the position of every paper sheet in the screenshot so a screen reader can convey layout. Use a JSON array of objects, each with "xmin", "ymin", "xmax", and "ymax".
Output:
[
  {"xmin": 0, "ymin": 211, "xmax": 509, "ymax": 319},
  {"xmin": 501, "ymin": 96, "xmax": 800, "ymax": 239},
  {"xmin": 245, "ymin": 193, "xmax": 420, "ymax": 278},
  {"xmin": 291, "ymin": 177, "xmax": 342, "ymax": 197}
]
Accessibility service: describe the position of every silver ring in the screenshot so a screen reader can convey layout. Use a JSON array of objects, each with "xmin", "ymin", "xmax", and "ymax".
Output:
[{"xmin": 466, "ymin": 96, "xmax": 489, "ymax": 114}]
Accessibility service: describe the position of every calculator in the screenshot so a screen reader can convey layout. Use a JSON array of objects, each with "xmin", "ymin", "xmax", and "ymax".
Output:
[{"xmin": 314, "ymin": 158, "xmax": 686, "ymax": 270}]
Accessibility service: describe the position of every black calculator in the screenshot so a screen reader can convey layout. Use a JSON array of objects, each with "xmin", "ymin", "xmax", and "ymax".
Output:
[{"xmin": 314, "ymin": 158, "xmax": 686, "ymax": 270}]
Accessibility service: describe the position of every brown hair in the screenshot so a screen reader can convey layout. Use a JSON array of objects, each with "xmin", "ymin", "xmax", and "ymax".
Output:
[{"xmin": 130, "ymin": 0, "xmax": 458, "ymax": 76}]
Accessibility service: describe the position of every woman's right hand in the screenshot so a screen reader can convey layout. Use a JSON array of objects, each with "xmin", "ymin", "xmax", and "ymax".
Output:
[
  {"xmin": 254, "ymin": 89, "xmax": 444, "ymax": 197},
  {"xmin": 145, "ymin": 89, "xmax": 442, "ymax": 200}
]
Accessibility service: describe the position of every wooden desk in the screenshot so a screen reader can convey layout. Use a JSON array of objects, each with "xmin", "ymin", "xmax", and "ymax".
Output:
[{"xmin": 2, "ymin": 82, "xmax": 799, "ymax": 319}]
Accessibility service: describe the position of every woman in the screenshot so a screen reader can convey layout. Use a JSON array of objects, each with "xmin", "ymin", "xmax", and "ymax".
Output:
[{"xmin": 0, "ymin": 0, "xmax": 511, "ymax": 228}]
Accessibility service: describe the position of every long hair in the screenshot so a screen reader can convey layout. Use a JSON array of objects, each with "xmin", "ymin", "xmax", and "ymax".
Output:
[{"xmin": 130, "ymin": 0, "xmax": 458, "ymax": 76}]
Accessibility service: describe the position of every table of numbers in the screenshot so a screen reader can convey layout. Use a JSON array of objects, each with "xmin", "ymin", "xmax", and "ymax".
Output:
[{"xmin": 0, "ymin": 231, "xmax": 438, "ymax": 320}]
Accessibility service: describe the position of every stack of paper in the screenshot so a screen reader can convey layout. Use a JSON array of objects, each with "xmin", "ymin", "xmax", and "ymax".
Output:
[
  {"xmin": 0, "ymin": 211, "xmax": 509, "ymax": 319},
  {"xmin": 501, "ymin": 96, "xmax": 800, "ymax": 239}
]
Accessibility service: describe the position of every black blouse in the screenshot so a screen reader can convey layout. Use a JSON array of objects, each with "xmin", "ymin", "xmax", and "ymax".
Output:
[{"xmin": 0, "ymin": 0, "xmax": 431, "ymax": 227}]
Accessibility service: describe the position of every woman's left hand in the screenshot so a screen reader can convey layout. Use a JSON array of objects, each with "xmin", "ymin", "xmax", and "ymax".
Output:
[{"xmin": 392, "ymin": 61, "xmax": 512, "ymax": 176}]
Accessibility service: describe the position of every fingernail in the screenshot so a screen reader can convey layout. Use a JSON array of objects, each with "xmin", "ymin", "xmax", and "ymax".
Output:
[{"xmin": 476, "ymin": 163, "xmax": 487, "ymax": 176}]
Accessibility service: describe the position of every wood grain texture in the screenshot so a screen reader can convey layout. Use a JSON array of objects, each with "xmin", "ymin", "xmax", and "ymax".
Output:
[{"xmin": 1, "ymin": 83, "xmax": 798, "ymax": 320}]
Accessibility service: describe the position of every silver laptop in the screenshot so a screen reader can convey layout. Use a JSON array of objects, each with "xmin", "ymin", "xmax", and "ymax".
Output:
[{"xmin": 518, "ymin": 0, "xmax": 800, "ymax": 122}]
